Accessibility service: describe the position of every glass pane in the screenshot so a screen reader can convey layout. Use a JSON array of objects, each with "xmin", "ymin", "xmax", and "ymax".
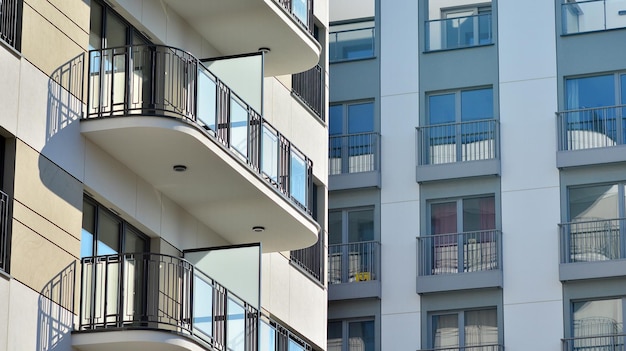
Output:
[
  {"xmin": 465, "ymin": 309, "xmax": 498, "ymax": 346},
  {"xmin": 260, "ymin": 321, "xmax": 277, "ymax": 351},
  {"xmin": 288, "ymin": 339, "xmax": 305, "ymax": 351},
  {"xmin": 347, "ymin": 102, "xmax": 374, "ymax": 134},
  {"xmin": 82, "ymin": 200, "xmax": 96, "ymax": 258},
  {"xmin": 348, "ymin": 320, "xmax": 375, "ymax": 351},
  {"xmin": 124, "ymin": 227, "xmax": 147, "ymax": 253},
  {"xmin": 329, "ymin": 105, "xmax": 344, "ymax": 135},
  {"xmin": 89, "ymin": 1, "xmax": 102, "ymax": 51},
  {"xmin": 463, "ymin": 196, "xmax": 495, "ymax": 231},
  {"xmin": 227, "ymin": 298, "xmax": 245, "ymax": 351},
  {"xmin": 230, "ymin": 97, "xmax": 249, "ymax": 157},
  {"xmin": 328, "ymin": 321, "xmax": 342, "ymax": 351},
  {"xmin": 569, "ymin": 184, "xmax": 618, "ymax": 221},
  {"xmin": 429, "ymin": 94, "xmax": 455, "ymax": 125},
  {"xmin": 292, "ymin": 0, "xmax": 308, "ymax": 25},
  {"xmin": 433, "ymin": 314, "xmax": 459, "ymax": 348},
  {"xmin": 461, "ymin": 88, "xmax": 493, "ymax": 121},
  {"xmin": 290, "ymin": 151, "xmax": 307, "ymax": 206},
  {"xmin": 193, "ymin": 274, "xmax": 213, "ymax": 339},
  {"xmin": 197, "ymin": 67, "xmax": 217, "ymax": 131},
  {"xmin": 431, "ymin": 202, "xmax": 457, "ymax": 235},
  {"xmin": 328, "ymin": 211, "xmax": 342, "ymax": 245},
  {"xmin": 105, "ymin": 11, "xmax": 128, "ymax": 48},
  {"xmin": 329, "ymin": 22, "xmax": 375, "ymax": 62},
  {"xmin": 97, "ymin": 210, "xmax": 120, "ymax": 255},
  {"xmin": 566, "ymin": 75, "xmax": 615, "ymax": 110},
  {"xmin": 348, "ymin": 209, "xmax": 374, "ymax": 242},
  {"xmin": 261, "ymin": 126, "xmax": 279, "ymax": 182},
  {"xmin": 573, "ymin": 299, "xmax": 623, "ymax": 338}
]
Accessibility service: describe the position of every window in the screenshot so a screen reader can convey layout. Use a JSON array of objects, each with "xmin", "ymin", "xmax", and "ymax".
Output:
[
  {"xmin": 329, "ymin": 101, "xmax": 377, "ymax": 175},
  {"xmin": 328, "ymin": 319, "xmax": 375, "ymax": 351},
  {"xmin": 562, "ymin": 0, "xmax": 626, "ymax": 35},
  {"xmin": 0, "ymin": 0, "xmax": 22, "ymax": 51},
  {"xmin": 431, "ymin": 309, "xmax": 498, "ymax": 349},
  {"xmin": 81, "ymin": 196, "xmax": 149, "ymax": 257},
  {"xmin": 329, "ymin": 20, "xmax": 375, "ymax": 62},
  {"xmin": 425, "ymin": 1, "xmax": 492, "ymax": 51},
  {"xmin": 568, "ymin": 298, "xmax": 625, "ymax": 351},
  {"xmin": 564, "ymin": 183, "xmax": 626, "ymax": 262},
  {"xmin": 328, "ymin": 208, "xmax": 378, "ymax": 284},
  {"xmin": 0, "ymin": 135, "xmax": 9, "ymax": 273},
  {"xmin": 423, "ymin": 87, "xmax": 496, "ymax": 164},
  {"xmin": 425, "ymin": 195, "xmax": 498, "ymax": 275},
  {"xmin": 260, "ymin": 319, "xmax": 313, "ymax": 351},
  {"xmin": 562, "ymin": 73, "xmax": 626, "ymax": 150}
]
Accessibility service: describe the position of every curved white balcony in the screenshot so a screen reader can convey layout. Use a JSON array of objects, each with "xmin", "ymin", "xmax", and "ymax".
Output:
[{"xmin": 81, "ymin": 45, "xmax": 319, "ymax": 252}]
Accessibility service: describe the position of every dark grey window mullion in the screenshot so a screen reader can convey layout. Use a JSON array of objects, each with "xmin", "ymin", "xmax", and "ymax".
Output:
[
  {"xmin": 457, "ymin": 200, "xmax": 463, "ymax": 273},
  {"xmin": 620, "ymin": 185, "xmax": 626, "ymax": 259},
  {"xmin": 455, "ymin": 92, "xmax": 462, "ymax": 162},
  {"xmin": 341, "ymin": 210, "xmax": 349, "ymax": 283},
  {"xmin": 459, "ymin": 312, "xmax": 466, "ymax": 347}
]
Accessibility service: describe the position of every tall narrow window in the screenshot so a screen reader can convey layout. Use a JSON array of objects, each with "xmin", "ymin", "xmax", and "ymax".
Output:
[
  {"xmin": 329, "ymin": 101, "xmax": 377, "ymax": 174},
  {"xmin": 571, "ymin": 298, "xmax": 625, "ymax": 350},
  {"xmin": 425, "ymin": 1, "xmax": 493, "ymax": 51},
  {"xmin": 432, "ymin": 309, "xmax": 498, "ymax": 349}
]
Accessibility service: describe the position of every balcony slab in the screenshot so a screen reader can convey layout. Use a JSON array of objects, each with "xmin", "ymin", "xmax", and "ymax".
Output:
[
  {"xmin": 416, "ymin": 269, "xmax": 502, "ymax": 294},
  {"xmin": 72, "ymin": 330, "xmax": 208, "ymax": 351},
  {"xmin": 559, "ymin": 259, "xmax": 626, "ymax": 281}
]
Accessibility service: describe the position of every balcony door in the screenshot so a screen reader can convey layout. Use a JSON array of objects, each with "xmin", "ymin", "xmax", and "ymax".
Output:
[
  {"xmin": 567, "ymin": 183, "xmax": 626, "ymax": 262},
  {"xmin": 329, "ymin": 101, "xmax": 375, "ymax": 174},
  {"xmin": 427, "ymin": 87, "xmax": 494, "ymax": 164},
  {"xmin": 328, "ymin": 208, "xmax": 375, "ymax": 283},
  {"xmin": 565, "ymin": 73, "xmax": 626, "ymax": 149},
  {"xmin": 429, "ymin": 196, "xmax": 495, "ymax": 274}
]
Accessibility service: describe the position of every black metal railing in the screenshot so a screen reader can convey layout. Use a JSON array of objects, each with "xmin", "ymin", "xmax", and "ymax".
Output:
[
  {"xmin": 562, "ymin": 334, "xmax": 625, "ymax": 351},
  {"xmin": 0, "ymin": 0, "xmax": 21, "ymax": 50},
  {"xmin": 266, "ymin": 317, "xmax": 313, "ymax": 351},
  {"xmin": 274, "ymin": 0, "xmax": 314, "ymax": 34},
  {"xmin": 78, "ymin": 253, "xmax": 259, "ymax": 351},
  {"xmin": 418, "ymin": 344, "xmax": 504, "ymax": 351},
  {"xmin": 557, "ymin": 106, "xmax": 626, "ymax": 151},
  {"xmin": 417, "ymin": 119, "xmax": 499, "ymax": 166},
  {"xmin": 417, "ymin": 230, "xmax": 502, "ymax": 276},
  {"xmin": 329, "ymin": 132, "xmax": 380, "ymax": 175},
  {"xmin": 292, "ymin": 64, "xmax": 324, "ymax": 120},
  {"xmin": 328, "ymin": 241, "xmax": 380, "ymax": 285},
  {"xmin": 0, "ymin": 190, "xmax": 9, "ymax": 272},
  {"xmin": 86, "ymin": 44, "xmax": 314, "ymax": 215},
  {"xmin": 562, "ymin": 0, "xmax": 626, "ymax": 34},
  {"xmin": 425, "ymin": 13, "xmax": 493, "ymax": 51},
  {"xmin": 290, "ymin": 231, "xmax": 324, "ymax": 284},
  {"xmin": 559, "ymin": 218, "xmax": 625, "ymax": 263}
]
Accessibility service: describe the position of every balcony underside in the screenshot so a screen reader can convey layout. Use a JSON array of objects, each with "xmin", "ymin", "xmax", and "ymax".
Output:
[
  {"xmin": 416, "ymin": 270, "xmax": 502, "ymax": 294},
  {"xmin": 560, "ymin": 260, "xmax": 626, "ymax": 281},
  {"xmin": 557, "ymin": 145, "xmax": 626, "ymax": 168},
  {"xmin": 72, "ymin": 330, "xmax": 207, "ymax": 351},
  {"xmin": 416, "ymin": 158, "xmax": 500, "ymax": 183},
  {"xmin": 81, "ymin": 116, "xmax": 319, "ymax": 252},
  {"xmin": 161, "ymin": 0, "xmax": 320, "ymax": 76}
]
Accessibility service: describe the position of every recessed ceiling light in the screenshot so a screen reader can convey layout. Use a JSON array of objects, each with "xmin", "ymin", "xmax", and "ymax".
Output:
[
  {"xmin": 173, "ymin": 165, "xmax": 187, "ymax": 172},
  {"xmin": 252, "ymin": 226, "xmax": 265, "ymax": 233},
  {"xmin": 258, "ymin": 47, "xmax": 271, "ymax": 54}
]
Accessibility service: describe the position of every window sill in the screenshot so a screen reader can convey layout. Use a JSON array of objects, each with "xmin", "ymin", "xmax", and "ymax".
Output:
[
  {"xmin": 330, "ymin": 56, "xmax": 377, "ymax": 64},
  {"xmin": 423, "ymin": 42, "xmax": 494, "ymax": 54}
]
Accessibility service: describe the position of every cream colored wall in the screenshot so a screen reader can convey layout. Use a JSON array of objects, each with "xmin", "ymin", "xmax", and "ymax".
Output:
[
  {"xmin": 263, "ymin": 76, "xmax": 329, "ymax": 182},
  {"xmin": 262, "ymin": 252, "xmax": 327, "ymax": 349}
]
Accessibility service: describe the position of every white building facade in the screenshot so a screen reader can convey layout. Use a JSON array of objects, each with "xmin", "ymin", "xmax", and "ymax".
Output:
[{"xmin": 327, "ymin": 0, "xmax": 626, "ymax": 350}]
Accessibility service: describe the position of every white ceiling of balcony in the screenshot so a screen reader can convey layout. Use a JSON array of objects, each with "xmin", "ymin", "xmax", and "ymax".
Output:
[{"xmin": 161, "ymin": 0, "xmax": 321, "ymax": 76}]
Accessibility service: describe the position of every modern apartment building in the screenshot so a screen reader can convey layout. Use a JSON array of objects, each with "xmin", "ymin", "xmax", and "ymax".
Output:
[
  {"xmin": 327, "ymin": 0, "xmax": 626, "ymax": 350},
  {"xmin": 0, "ymin": 0, "xmax": 329, "ymax": 350}
]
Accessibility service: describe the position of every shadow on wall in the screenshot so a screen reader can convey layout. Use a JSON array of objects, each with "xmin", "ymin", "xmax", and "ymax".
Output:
[
  {"xmin": 37, "ymin": 261, "xmax": 76, "ymax": 351},
  {"xmin": 39, "ymin": 53, "xmax": 85, "ymax": 212}
]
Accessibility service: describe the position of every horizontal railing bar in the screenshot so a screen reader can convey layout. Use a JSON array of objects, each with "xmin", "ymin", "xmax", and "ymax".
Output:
[
  {"xmin": 416, "ymin": 118, "xmax": 498, "ymax": 130},
  {"xmin": 425, "ymin": 12, "xmax": 492, "ymax": 25}
]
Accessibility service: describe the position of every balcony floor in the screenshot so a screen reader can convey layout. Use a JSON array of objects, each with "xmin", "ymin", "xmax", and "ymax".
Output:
[{"xmin": 72, "ymin": 330, "xmax": 208, "ymax": 351}]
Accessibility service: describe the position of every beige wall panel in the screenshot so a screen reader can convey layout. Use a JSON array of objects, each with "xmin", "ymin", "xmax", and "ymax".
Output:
[
  {"xmin": 20, "ymin": 3, "xmax": 86, "ymax": 77},
  {"xmin": 0, "ymin": 48, "xmax": 20, "ymax": 136},
  {"xmin": 288, "ymin": 265, "xmax": 326, "ymax": 347},
  {"xmin": 313, "ymin": 0, "xmax": 329, "ymax": 28},
  {"xmin": 24, "ymin": 0, "xmax": 89, "ymax": 45},
  {"xmin": 160, "ymin": 195, "xmax": 198, "ymax": 250},
  {"xmin": 16, "ymin": 57, "xmax": 49, "ymax": 153},
  {"xmin": 12, "ymin": 201, "xmax": 80, "ymax": 252},
  {"xmin": 84, "ymin": 140, "xmax": 138, "ymax": 218},
  {"xmin": 10, "ymin": 220, "xmax": 78, "ymax": 294},
  {"xmin": 13, "ymin": 140, "xmax": 82, "ymax": 237},
  {"xmin": 195, "ymin": 224, "xmax": 229, "ymax": 248},
  {"xmin": 264, "ymin": 252, "xmax": 291, "ymax": 320}
]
